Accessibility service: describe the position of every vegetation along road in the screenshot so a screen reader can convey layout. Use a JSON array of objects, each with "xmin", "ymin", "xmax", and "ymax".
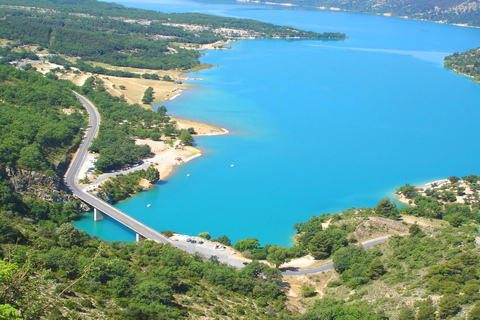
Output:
[{"xmin": 281, "ymin": 236, "xmax": 390, "ymax": 276}]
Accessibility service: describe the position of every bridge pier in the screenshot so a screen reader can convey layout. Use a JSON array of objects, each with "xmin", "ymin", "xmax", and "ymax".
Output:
[
  {"xmin": 93, "ymin": 208, "xmax": 104, "ymax": 221},
  {"xmin": 136, "ymin": 233, "xmax": 146, "ymax": 242}
]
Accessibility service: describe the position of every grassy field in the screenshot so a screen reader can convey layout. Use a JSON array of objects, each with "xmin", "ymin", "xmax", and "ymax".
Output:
[{"xmin": 99, "ymin": 75, "xmax": 195, "ymax": 107}]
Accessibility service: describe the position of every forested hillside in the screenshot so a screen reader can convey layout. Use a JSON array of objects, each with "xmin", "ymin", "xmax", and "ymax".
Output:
[
  {"xmin": 0, "ymin": 216, "xmax": 289, "ymax": 319},
  {"xmin": 257, "ymin": 0, "xmax": 480, "ymax": 27},
  {"xmin": 0, "ymin": 0, "xmax": 345, "ymax": 70},
  {"xmin": 0, "ymin": 66, "xmax": 86, "ymax": 176},
  {"xmin": 0, "ymin": 65, "xmax": 88, "ymax": 224},
  {"xmin": 445, "ymin": 47, "xmax": 480, "ymax": 81}
]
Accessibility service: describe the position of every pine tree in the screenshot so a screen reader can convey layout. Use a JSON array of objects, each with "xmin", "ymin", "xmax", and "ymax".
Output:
[
  {"xmin": 416, "ymin": 298, "xmax": 436, "ymax": 320},
  {"xmin": 374, "ymin": 197, "xmax": 399, "ymax": 220},
  {"xmin": 308, "ymin": 232, "xmax": 331, "ymax": 259}
]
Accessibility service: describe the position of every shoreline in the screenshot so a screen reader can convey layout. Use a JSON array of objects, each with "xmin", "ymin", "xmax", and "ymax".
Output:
[
  {"xmin": 238, "ymin": 0, "xmax": 480, "ymax": 29},
  {"xmin": 395, "ymin": 178, "xmax": 477, "ymax": 206},
  {"xmin": 135, "ymin": 118, "xmax": 228, "ymax": 182}
]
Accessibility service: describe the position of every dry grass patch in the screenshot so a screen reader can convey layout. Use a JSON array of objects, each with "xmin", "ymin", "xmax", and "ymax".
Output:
[
  {"xmin": 100, "ymin": 75, "xmax": 194, "ymax": 106},
  {"xmin": 350, "ymin": 216, "xmax": 409, "ymax": 243},
  {"xmin": 399, "ymin": 214, "xmax": 448, "ymax": 227},
  {"xmin": 0, "ymin": 38, "xmax": 12, "ymax": 46},
  {"xmin": 283, "ymin": 271, "xmax": 338, "ymax": 314}
]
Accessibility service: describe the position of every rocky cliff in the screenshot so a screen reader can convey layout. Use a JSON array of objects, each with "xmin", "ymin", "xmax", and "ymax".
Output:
[{"xmin": 5, "ymin": 166, "xmax": 90, "ymax": 211}]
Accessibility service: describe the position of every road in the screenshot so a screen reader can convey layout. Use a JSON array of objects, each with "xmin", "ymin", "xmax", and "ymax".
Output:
[
  {"xmin": 66, "ymin": 93, "xmax": 245, "ymax": 269},
  {"xmin": 281, "ymin": 236, "xmax": 389, "ymax": 276}
]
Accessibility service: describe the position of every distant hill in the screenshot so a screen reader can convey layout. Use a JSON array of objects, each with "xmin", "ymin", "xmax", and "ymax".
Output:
[
  {"xmin": 445, "ymin": 47, "xmax": 480, "ymax": 81},
  {"xmin": 255, "ymin": 0, "xmax": 480, "ymax": 27}
]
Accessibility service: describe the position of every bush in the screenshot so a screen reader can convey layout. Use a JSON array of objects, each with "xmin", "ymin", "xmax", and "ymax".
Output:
[
  {"xmin": 80, "ymin": 299, "xmax": 93, "ymax": 309},
  {"xmin": 327, "ymin": 280, "xmax": 342, "ymax": 288},
  {"xmin": 161, "ymin": 230, "xmax": 176, "ymax": 237},
  {"xmin": 300, "ymin": 284, "xmax": 316, "ymax": 297}
]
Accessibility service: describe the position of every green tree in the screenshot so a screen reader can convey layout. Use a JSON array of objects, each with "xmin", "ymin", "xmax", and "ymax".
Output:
[
  {"xmin": 463, "ymin": 174, "xmax": 480, "ymax": 184},
  {"xmin": 215, "ymin": 235, "xmax": 231, "ymax": 246},
  {"xmin": 141, "ymin": 86, "xmax": 154, "ymax": 104},
  {"xmin": 438, "ymin": 295, "xmax": 460, "ymax": 319},
  {"xmin": 409, "ymin": 223, "xmax": 424, "ymax": 237},
  {"xmin": 308, "ymin": 232, "xmax": 331, "ymax": 259},
  {"xmin": 443, "ymin": 191, "xmax": 457, "ymax": 202},
  {"xmin": 267, "ymin": 245, "xmax": 291, "ymax": 268},
  {"xmin": 145, "ymin": 166, "xmax": 160, "ymax": 183},
  {"xmin": 363, "ymin": 258, "xmax": 385, "ymax": 280},
  {"xmin": 416, "ymin": 298, "xmax": 436, "ymax": 320},
  {"xmin": 399, "ymin": 183, "xmax": 419, "ymax": 199},
  {"xmin": 56, "ymin": 223, "xmax": 87, "ymax": 248},
  {"xmin": 449, "ymin": 176, "xmax": 460, "ymax": 184},
  {"xmin": 375, "ymin": 198, "xmax": 399, "ymax": 220},
  {"xmin": 156, "ymin": 106, "xmax": 167, "ymax": 116},
  {"xmin": 332, "ymin": 245, "xmax": 367, "ymax": 274},
  {"xmin": 198, "ymin": 232, "xmax": 211, "ymax": 240},
  {"xmin": 17, "ymin": 144, "xmax": 51, "ymax": 174},
  {"xmin": 449, "ymin": 214, "xmax": 462, "ymax": 227},
  {"xmin": 0, "ymin": 217, "xmax": 25, "ymax": 244},
  {"xmin": 398, "ymin": 306, "xmax": 415, "ymax": 320},
  {"xmin": 179, "ymin": 130, "xmax": 194, "ymax": 146},
  {"xmin": 0, "ymin": 304, "xmax": 20, "ymax": 320},
  {"xmin": 234, "ymin": 238, "xmax": 260, "ymax": 252},
  {"xmin": 469, "ymin": 306, "xmax": 480, "ymax": 320}
]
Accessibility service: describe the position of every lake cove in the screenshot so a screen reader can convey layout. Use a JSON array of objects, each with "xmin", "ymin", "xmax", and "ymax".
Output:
[{"xmin": 75, "ymin": 0, "xmax": 480, "ymax": 246}]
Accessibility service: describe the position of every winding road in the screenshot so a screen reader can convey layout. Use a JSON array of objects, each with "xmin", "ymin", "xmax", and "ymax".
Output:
[
  {"xmin": 66, "ymin": 92, "xmax": 390, "ymax": 274},
  {"xmin": 281, "ymin": 237, "xmax": 389, "ymax": 276}
]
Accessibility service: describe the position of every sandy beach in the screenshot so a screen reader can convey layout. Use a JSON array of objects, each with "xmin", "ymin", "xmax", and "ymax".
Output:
[{"xmin": 136, "ymin": 118, "xmax": 228, "ymax": 181}]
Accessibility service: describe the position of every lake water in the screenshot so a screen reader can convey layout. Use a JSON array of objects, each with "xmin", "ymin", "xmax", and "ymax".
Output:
[{"xmin": 74, "ymin": 0, "xmax": 480, "ymax": 246}]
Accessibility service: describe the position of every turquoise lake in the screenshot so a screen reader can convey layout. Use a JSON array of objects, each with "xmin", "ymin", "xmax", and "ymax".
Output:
[{"xmin": 74, "ymin": 0, "xmax": 480, "ymax": 246}]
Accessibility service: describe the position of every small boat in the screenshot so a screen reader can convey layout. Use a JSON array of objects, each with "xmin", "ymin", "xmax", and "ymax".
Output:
[
  {"xmin": 231, "ymin": 164, "xmax": 234, "ymax": 167},
  {"xmin": 187, "ymin": 174, "xmax": 191, "ymax": 177},
  {"xmin": 147, "ymin": 204, "xmax": 151, "ymax": 208}
]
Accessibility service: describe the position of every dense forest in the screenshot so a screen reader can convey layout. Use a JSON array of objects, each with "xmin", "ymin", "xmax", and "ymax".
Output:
[
  {"xmin": 0, "ymin": 215, "xmax": 289, "ymax": 319},
  {"xmin": 0, "ymin": 0, "xmax": 345, "ymax": 70},
  {"xmin": 0, "ymin": 65, "xmax": 86, "ymax": 176},
  {"xmin": 445, "ymin": 47, "xmax": 480, "ymax": 81},
  {"xmin": 256, "ymin": 0, "xmax": 480, "ymax": 27},
  {"xmin": 0, "ymin": 65, "xmax": 88, "ymax": 224},
  {"xmin": 97, "ymin": 167, "xmax": 159, "ymax": 203}
]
